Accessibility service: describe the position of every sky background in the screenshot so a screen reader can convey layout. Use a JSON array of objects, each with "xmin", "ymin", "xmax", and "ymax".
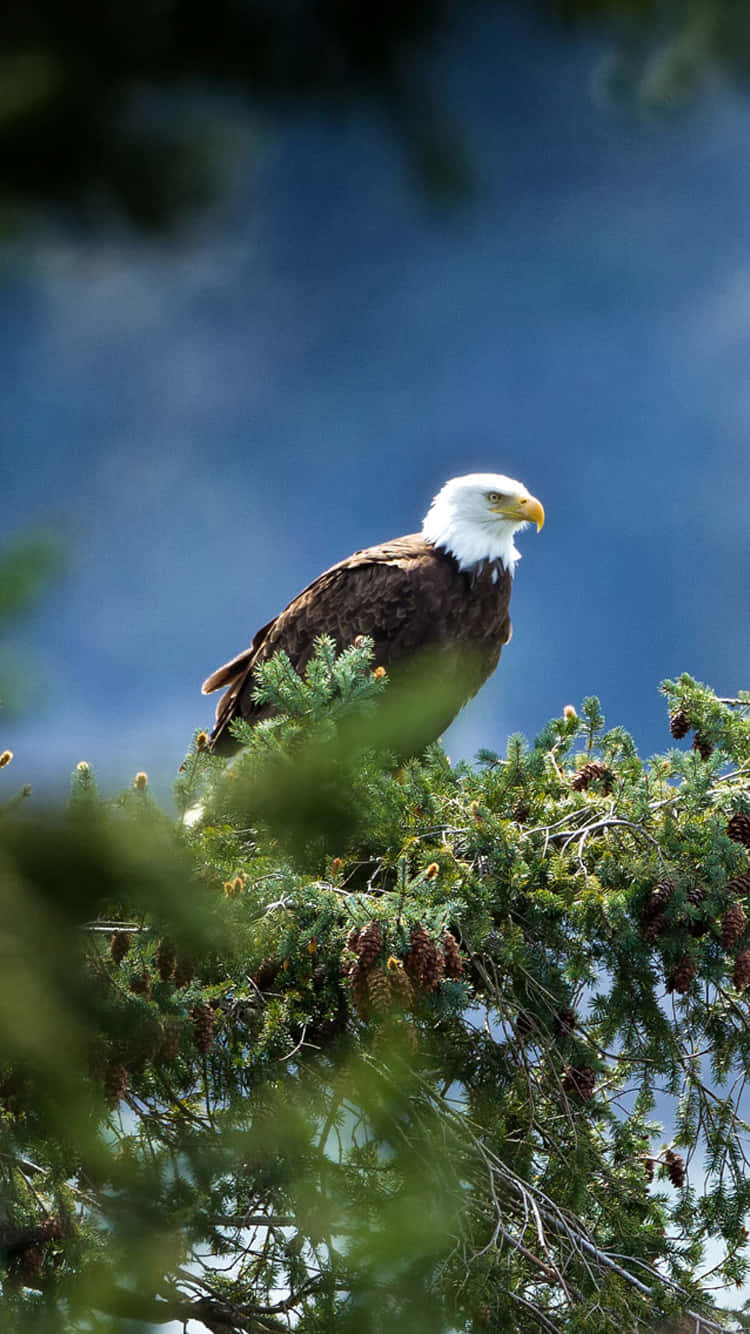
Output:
[{"xmin": 3, "ymin": 7, "xmax": 750, "ymax": 807}]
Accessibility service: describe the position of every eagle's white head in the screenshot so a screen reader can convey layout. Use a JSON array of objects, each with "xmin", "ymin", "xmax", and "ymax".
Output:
[{"xmin": 421, "ymin": 472, "xmax": 545, "ymax": 576}]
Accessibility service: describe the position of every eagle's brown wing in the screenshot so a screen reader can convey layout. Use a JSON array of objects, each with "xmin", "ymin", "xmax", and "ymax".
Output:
[{"xmin": 202, "ymin": 535, "xmax": 511, "ymax": 754}]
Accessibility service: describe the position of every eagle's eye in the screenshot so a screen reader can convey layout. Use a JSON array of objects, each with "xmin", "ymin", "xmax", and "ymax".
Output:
[{"xmin": 487, "ymin": 491, "xmax": 503, "ymax": 504}]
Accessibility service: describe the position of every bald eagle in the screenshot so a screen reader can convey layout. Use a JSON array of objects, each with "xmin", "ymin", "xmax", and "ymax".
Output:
[{"xmin": 202, "ymin": 473, "xmax": 544, "ymax": 756}]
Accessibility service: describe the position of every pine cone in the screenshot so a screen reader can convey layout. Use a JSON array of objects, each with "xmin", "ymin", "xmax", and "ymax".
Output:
[
  {"xmin": 154, "ymin": 938, "xmax": 176, "ymax": 983},
  {"xmin": 255, "ymin": 957, "xmax": 281, "ymax": 991},
  {"xmin": 642, "ymin": 1155, "xmax": 656, "ymax": 1183},
  {"xmin": 130, "ymin": 970, "xmax": 152, "ymax": 1000},
  {"xmin": 191, "ymin": 1003, "xmax": 215, "ymax": 1055},
  {"xmin": 405, "ymin": 924, "xmax": 433, "ymax": 983},
  {"xmin": 726, "ymin": 871, "xmax": 750, "ymax": 899},
  {"xmin": 665, "ymin": 1149, "xmax": 685, "ymax": 1188},
  {"xmin": 562, "ymin": 1065, "xmax": 596, "ymax": 1100},
  {"xmin": 35, "ymin": 1217, "xmax": 65, "ymax": 1245},
  {"xmin": 355, "ymin": 921, "xmax": 383, "ymax": 973},
  {"xmin": 554, "ymin": 1006, "xmax": 577, "ymax": 1035},
  {"xmin": 19, "ymin": 1245, "xmax": 43, "ymax": 1285},
  {"xmin": 367, "ymin": 967, "xmax": 392, "ymax": 1012},
  {"xmin": 310, "ymin": 994, "xmax": 348, "ymax": 1042},
  {"xmin": 514, "ymin": 1009, "xmax": 538, "ymax": 1038},
  {"xmin": 692, "ymin": 734, "xmax": 713, "ymax": 761},
  {"xmin": 344, "ymin": 926, "xmax": 361, "ymax": 952},
  {"xmin": 721, "ymin": 902, "xmax": 747, "ymax": 950},
  {"xmin": 174, "ymin": 957, "xmax": 194, "ymax": 988},
  {"xmin": 443, "ymin": 930, "xmax": 464, "ymax": 979},
  {"xmin": 727, "ymin": 812, "xmax": 750, "ymax": 848},
  {"xmin": 643, "ymin": 914, "xmax": 666, "ymax": 943},
  {"xmin": 109, "ymin": 931, "xmax": 131, "ymax": 966},
  {"xmin": 641, "ymin": 878, "xmax": 674, "ymax": 926},
  {"xmin": 571, "ymin": 760, "xmax": 613, "ymax": 793},
  {"xmin": 422, "ymin": 946, "xmax": 445, "ymax": 991},
  {"xmin": 387, "ymin": 958, "xmax": 415, "ymax": 1009},
  {"xmin": 684, "ymin": 885, "xmax": 710, "ymax": 937},
  {"xmin": 104, "ymin": 1062, "xmax": 129, "ymax": 1107},
  {"xmin": 159, "ymin": 1021, "xmax": 182, "ymax": 1062},
  {"xmin": 512, "ymin": 798, "xmax": 530, "ymax": 823},
  {"xmin": 733, "ymin": 949, "xmax": 750, "ymax": 990},
  {"xmin": 347, "ymin": 960, "xmax": 370, "ymax": 1018},
  {"xmin": 669, "ymin": 708, "xmax": 691, "ymax": 740},
  {"xmin": 405, "ymin": 925, "xmax": 444, "ymax": 991},
  {"xmin": 666, "ymin": 955, "xmax": 696, "ymax": 994}
]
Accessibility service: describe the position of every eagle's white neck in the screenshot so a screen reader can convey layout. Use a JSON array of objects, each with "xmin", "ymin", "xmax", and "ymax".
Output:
[{"xmin": 421, "ymin": 505, "xmax": 521, "ymax": 576}]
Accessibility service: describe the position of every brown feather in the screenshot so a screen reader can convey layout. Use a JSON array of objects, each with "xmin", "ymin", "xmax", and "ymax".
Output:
[{"xmin": 203, "ymin": 535, "xmax": 512, "ymax": 755}]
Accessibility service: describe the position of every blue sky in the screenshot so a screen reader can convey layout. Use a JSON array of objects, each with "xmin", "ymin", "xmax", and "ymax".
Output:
[{"xmin": 3, "ymin": 8, "xmax": 750, "ymax": 804}]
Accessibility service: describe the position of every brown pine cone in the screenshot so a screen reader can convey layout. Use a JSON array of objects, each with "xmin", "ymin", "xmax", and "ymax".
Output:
[
  {"xmin": 37, "ymin": 1216, "xmax": 66, "ymax": 1244},
  {"xmin": 347, "ymin": 960, "xmax": 370, "ymax": 1018},
  {"xmin": 405, "ymin": 925, "xmax": 444, "ymax": 991},
  {"xmin": 191, "ymin": 1003, "xmax": 215, "ymax": 1055},
  {"xmin": 355, "ymin": 921, "xmax": 383, "ymax": 973},
  {"xmin": 514, "ymin": 1010, "xmax": 538, "ymax": 1038},
  {"xmin": 130, "ymin": 970, "xmax": 152, "ymax": 1000},
  {"xmin": 255, "ymin": 957, "xmax": 281, "ymax": 991},
  {"xmin": 554, "ymin": 1006, "xmax": 577, "ymax": 1035},
  {"xmin": 32, "ymin": 1218, "xmax": 59, "ymax": 1245},
  {"xmin": 109, "ymin": 931, "xmax": 131, "ymax": 966},
  {"xmin": 642, "ymin": 1155, "xmax": 656, "ymax": 1183},
  {"xmin": 367, "ymin": 967, "xmax": 392, "ymax": 1012},
  {"xmin": 571, "ymin": 760, "xmax": 613, "ymax": 792},
  {"xmin": 726, "ymin": 871, "xmax": 750, "ymax": 899},
  {"xmin": 159, "ymin": 1021, "xmax": 182, "ymax": 1062},
  {"xmin": 666, "ymin": 955, "xmax": 696, "ymax": 994},
  {"xmin": 641, "ymin": 879, "xmax": 674, "ymax": 925},
  {"xmin": 685, "ymin": 885, "xmax": 710, "ymax": 937},
  {"xmin": 0, "ymin": 1217, "xmax": 67, "ymax": 1256},
  {"xmin": 669, "ymin": 709, "xmax": 691, "ymax": 740},
  {"xmin": 19, "ymin": 1245, "xmax": 43, "ymax": 1285},
  {"xmin": 512, "ymin": 798, "xmax": 530, "ymax": 823},
  {"xmin": 643, "ymin": 915, "xmax": 666, "ymax": 943},
  {"xmin": 421, "ymin": 944, "xmax": 445, "ymax": 991},
  {"xmin": 174, "ymin": 957, "xmax": 194, "ymax": 989},
  {"xmin": 310, "ymin": 994, "xmax": 348, "ymax": 1042},
  {"xmin": 727, "ymin": 812, "xmax": 750, "ymax": 848},
  {"xmin": 664, "ymin": 1149, "xmax": 686, "ymax": 1188},
  {"xmin": 154, "ymin": 938, "xmax": 176, "ymax": 983},
  {"xmin": 692, "ymin": 734, "xmax": 713, "ymax": 760},
  {"xmin": 562, "ymin": 1065, "xmax": 596, "ymax": 1100},
  {"xmin": 733, "ymin": 949, "xmax": 750, "ymax": 990},
  {"xmin": 387, "ymin": 959, "xmax": 415, "ymax": 1009},
  {"xmin": 443, "ymin": 930, "xmax": 464, "ymax": 979},
  {"xmin": 721, "ymin": 902, "xmax": 747, "ymax": 950},
  {"xmin": 345, "ymin": 925, "xmax": 361, "ymax": 952},
  {"xmin": 104, "ymin": 1062, "xmax": 129, "ymax": 1107}
]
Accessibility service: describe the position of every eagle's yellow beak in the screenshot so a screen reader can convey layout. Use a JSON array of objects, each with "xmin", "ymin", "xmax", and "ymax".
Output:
[{"xmin": 492, "ymin": 494, "xmax": 545, "ymax": 532}]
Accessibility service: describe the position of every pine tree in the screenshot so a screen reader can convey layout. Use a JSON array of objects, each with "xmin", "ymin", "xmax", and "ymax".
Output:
[{"xmin": 2, "ymin": 643, "xmax": 750, "ymax": 1332}]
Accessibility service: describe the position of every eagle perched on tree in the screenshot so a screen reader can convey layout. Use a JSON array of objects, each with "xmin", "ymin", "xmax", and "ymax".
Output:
[{"xmin": 203, "ymin": 473, "xmax": 544, "ymax": 755}]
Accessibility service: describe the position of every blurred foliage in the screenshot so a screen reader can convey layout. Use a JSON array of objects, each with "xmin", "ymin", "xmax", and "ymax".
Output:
[
  {"xmin": 1, "ymin": 1, "xmax": 750, "ymax": 233},
  {"xmin": 3, "ymin": 635, "xmax": 750, "ymax": 1330},
  {"xmin": 0, "ymin": 535, "xmax": 62, "ymax": 718},
  {"xmin": 0, "ymin": 536, "xmax": 61, "ymax": 623}
]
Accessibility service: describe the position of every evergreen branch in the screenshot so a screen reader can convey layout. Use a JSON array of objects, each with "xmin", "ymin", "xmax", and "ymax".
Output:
[
  {"xmin": 504, "ymin": 1288, "xmax": 564, "ymax": 1334},
  {"xmin": 83, "ymin": 1284, "xmax": 289, "ymax": 1333},
  {"xmin": 435, "ymin": 1094, "xmax": 727, "ymax": 1330}
]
